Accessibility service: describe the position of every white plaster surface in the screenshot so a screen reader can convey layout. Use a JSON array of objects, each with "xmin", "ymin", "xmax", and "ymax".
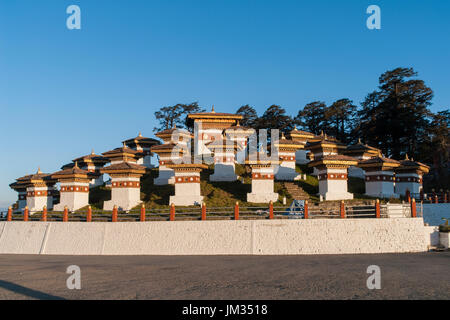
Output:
[
  {"xmin": 395, "ymin": 173, "xmax": 422, "ymax": 195},
  {"xmin": 440, "ymin": 232, "xmax": 449, "ymax": 249},
  {"xmin": 0, "ymin": 218, "xmax": 429, "ymax": 255},
  {"xmin": 424, "ymin": 226, "xmax": 440, "ymax": 247}
]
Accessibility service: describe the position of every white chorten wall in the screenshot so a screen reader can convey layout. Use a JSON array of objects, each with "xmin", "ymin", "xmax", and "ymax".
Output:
[
  {"xmin": 317, "ymin": 168, "xmax": 353, "ymax": 200},
  {"xmin": 348, "ymin": 166, "xmax": 365, "ymax": 178},
  {"xmin": 134, "ymin": 146, "xmax": 154, "ymax": 169},
  {"xmin": 247, "ymin": 167, "xmax": 279, "ymax": 203},
  {"xmin": 210, "ymin": 152, "xmax": 237, "ymax": 182},
  {"xmin": 170, "ymin": 172, "xmax": 203, "ymax": 206},
  {"xmin": 83, "ymin": 166, "xmax": 104, "ymax": 187},
  {"xmin": 137, "ymin": 153, "xmax": 153, "ymax": 168},
  {"xmin": 54, "ymin": 182, "xmax": 89, "ymax": 212},
  {"xmin": 103, "ymin": 177, "xmax": 141, "ymax": 211},
  {"xmin": 275, "ymin": 152, "xmax": 300, "ymax": 181},
  {"xmin": 395, "ymin": 173, "xmax": 423, "ymax": 196},
  {"xmin": 26, "ymin": 186, "xmax": 55, "ymax": 212},
  {"xmin": 16, "ymin": 191, "xmax": 27, "ymax": 212},
  {"xmin": 364, "ymin": 171, "xmax": 398, "ymax": 199},
  {"xmin": 295, "ymin": 149, "xmax": 309, "ymax": 164},
  {"xmin": 195, "ymin": 129, "xmax": 223, "ymax": 156},
  {"xmin": 154, "ymin": 165, "xmax": 175, "ymax": 185}
]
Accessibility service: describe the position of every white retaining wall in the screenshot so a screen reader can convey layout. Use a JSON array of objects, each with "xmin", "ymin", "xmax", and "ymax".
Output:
[{"xmin": 0, "ymin": 218, "xmax": 430, "ymax": 255}]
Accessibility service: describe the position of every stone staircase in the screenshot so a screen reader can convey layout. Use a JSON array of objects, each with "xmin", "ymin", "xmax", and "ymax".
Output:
[{"xmin": 283, "ymin": 182, "xmax": 310, "ymax": 201}]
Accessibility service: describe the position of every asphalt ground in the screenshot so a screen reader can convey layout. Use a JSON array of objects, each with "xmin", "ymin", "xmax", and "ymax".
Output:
[{"xmin": 0, "ymin": 252, "xmax": 448, "ymax": 300}]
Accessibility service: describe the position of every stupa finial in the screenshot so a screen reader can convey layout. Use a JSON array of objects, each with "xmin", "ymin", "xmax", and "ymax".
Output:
[
  {"xmin": 138, "ymin": 132, "xmax": 142, "ymax": 137},
  {"xmin": 236, "ymin": 120, "xmax": 240, "ymax": 127},
  {"xmin": 37, "ymin": 167, "xmax": 42, "ymax": 174},
  {"xmin": 405, "ymin": 153, "xmax": 409, "ymax": 160},
  {"xmin": 358, "ymin": 138, "xmax": 362, "ymax": 144},
  {"xmin": 74, "ymin": 161, "xmax": 79, "ymax": 169},
  {"xmin": 211, "ymin": 105, "xmax": 215, "ymax": 113},
  {"xmin": 123, "ymin": 142, "xmax": 126, "ymax": 148},
  {"xmin": 91, "ymin": 148, "xmax": 95, "ymax": 155}
]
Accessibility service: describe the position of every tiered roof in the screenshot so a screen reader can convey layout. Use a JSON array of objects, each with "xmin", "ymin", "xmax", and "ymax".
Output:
[
  {"xmin": 155, "ymin": 127, "xmax": 192, "ymax": 143},
  {"xmin": 287, "ymin": 127, "xmax": 317, "ymax": 142},
  {"xmin": 205, "ymin": 137, "xmax": 242, "ymax": 152},
  {"xmin": 345, "ymin": 139, "xmax": 382, "ymax": 158},
  {"xmin": 51, "ymin": 164, "xmax": 92, "ymax": 182},
  {"xmin": 308, "ymin": 154, "xmax": 358, "ymax": 168},
  {"xmin": 358, "ymin": 157, "xmax": 400, "ymax": 171},
  {"xmin": 102, "ymin": 144, "xmax": 143, "ymax": 163},
  {"xmin": 122, "ymin": 132, "xmax": 160, "ymax": 148},
  {"xmin": 396, "ymin": 155, "xmax": 430, "ymax": 174},
  {"xmin": 13, "ymin": 168, "xmax": 56, "ymax": 187}
]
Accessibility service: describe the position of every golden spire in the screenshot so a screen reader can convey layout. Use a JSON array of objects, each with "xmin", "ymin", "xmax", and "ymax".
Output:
[
  {"xmin": 91, "ymin": 149, "xmax": 95, "ymax": 155},
  {"xmin": 122, "ymin": 142, "xmax": 126, "ymax": 148},
  {"xmin": 236, "ymin": 120, "xmax": 240, "ymax": 127},
  {"xmin": 405, "ymin": 154, "xmax": 409, "ymax": 160},
  {"xmin": 358, "ymin": 138, "xmax": 362, "ymax": 144},
  {"xmin": 138, "ymin": 132, "xmax": 142, "ymax": 137},
  {"xmin": 211, "ymin": 105, "xmax": 215, "ymax": 113},
  {"xmin": 74, "ymin": 161, "xmax": 79, "ymax": 168},
  {"xmin": 37, "ymin": 167, "xmax": 42, "ymax": 174}
]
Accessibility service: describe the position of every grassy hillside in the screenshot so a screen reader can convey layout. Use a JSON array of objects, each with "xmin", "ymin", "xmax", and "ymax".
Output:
[{"xmin": 86, "ymin": 163, "xmax": 390, "ymax": 210}]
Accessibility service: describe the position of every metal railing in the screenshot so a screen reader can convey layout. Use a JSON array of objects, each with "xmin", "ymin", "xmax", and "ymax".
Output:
[{"xmin": 0, "ymin": 200, "xmax": 395, "ymax": 222}]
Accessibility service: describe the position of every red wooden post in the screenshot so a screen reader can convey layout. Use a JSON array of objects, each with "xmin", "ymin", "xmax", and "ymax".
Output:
[
  {"xmin": 340, "ymin": 201, "xmax": 345, "ymax": 219},
  {"xmin": 234, "ymin": 202, "xmax": 239, "ymax": 220},
  {"xmin": 444, "ymin": 192, "xmax": 448, "ymax": 204},
  {"xmin": 87, "ymin": 206, "xmax": 92, "ymax": 222},
  {"xmin": 411, "ymin": 198, "xmax": 417, "ymax": 218},
  {"xmin": 170, "ymin": 203, "xmax": 175, "ymax": 221},
  {"xmin": 42, "ymin": 206, "xmax": 47, "ymax": 222},
  {"xmin": 112, "ymin": 205, "xmax": 118, "ymax": 222},
  {"xmin": 375, "ymin": 199, "xmax": 380, "ymax": 218},
  {"xmin": 201, "ymin": 203, "xmax": 206, "ymax": 221},
  {"xmin": 7, "ymin": 206, "xmax": 12, "ymax": 222},
  {"xmin": 63, "ymin": 206, "xmax": 69, "ymax": 222},
  {"xmin": 420, "ymin": 189, "xmax": 424, "ymax": 202},
  {"xmin": 23, "ymin": 206, "xmax": 29, "ymax": 222},
  {"xmin": 304, "ymin": 200, "xmax": 309, "ymax": 219},
  {"xmin": 434, "ymin": 195, "xmax": 439, "ymax": 204},
  {"xmin": 269, "ymin": 201, "xmax": 274, "ymax": 219},
  {"xmin": 140, "ymin": 204, "xmax": 146, "ymax": 222},
  {"xmin": 447, "ymin": 190, "xmax": 450, "ymax": 204}
]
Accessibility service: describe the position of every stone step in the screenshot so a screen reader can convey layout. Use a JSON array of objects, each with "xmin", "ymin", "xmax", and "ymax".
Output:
[{"xmin": 283, "ymin": 182, "xmax": 310, "ymax": 200}]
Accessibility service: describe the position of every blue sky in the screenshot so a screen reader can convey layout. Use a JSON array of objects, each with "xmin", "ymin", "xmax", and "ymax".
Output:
[{"xmin": 0, "ymin": 0, "xmax": 449, "ymax": 206}]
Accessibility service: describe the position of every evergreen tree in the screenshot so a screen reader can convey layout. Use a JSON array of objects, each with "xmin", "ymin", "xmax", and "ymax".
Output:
[
  {"xmin": 355, "ymin": 67, "xmax": 433, "ymax": 159},
  {"xmin": 295, "ymin": 101, "xmax": 328, "ymax": 135},
  {"xmin": 327, "ymin": 98, "xmax": 357, "ymax": 143},
  {"xmin": 236, "ymin": 105, "xmax": 258, "ymax": 127},
  {"xmin": 257, "ymin": 105, "xmax": 293, "ymax": 133}
]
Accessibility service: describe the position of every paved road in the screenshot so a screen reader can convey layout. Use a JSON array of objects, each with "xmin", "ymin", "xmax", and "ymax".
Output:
[{"xmin": 0, "ymin": 252, "xmax": 448, "ymax": 300}]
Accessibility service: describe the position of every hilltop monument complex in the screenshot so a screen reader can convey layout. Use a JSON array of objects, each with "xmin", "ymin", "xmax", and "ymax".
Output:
[{"xmin": 8, "ymin": 107, "xmax": 430, "ymax": 212}]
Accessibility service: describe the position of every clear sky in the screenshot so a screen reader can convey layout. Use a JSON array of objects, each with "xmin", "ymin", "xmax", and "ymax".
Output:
[{"xmin": 0, "ymin": 0, "xmax": 449, "ymax": 207}]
